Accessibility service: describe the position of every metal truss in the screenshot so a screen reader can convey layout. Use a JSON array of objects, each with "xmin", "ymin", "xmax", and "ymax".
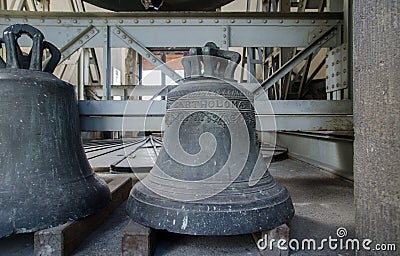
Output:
[
  {"xmin": 0, "ymin": 11, "xmax": 342, "ymax": 49},
  {"xmin": 0, "ymin": 9, "xmax": 350, "ymax": 132},
  {"xmin": 0, "ymin": 11, "xmax": 342, "ymax": 98}
]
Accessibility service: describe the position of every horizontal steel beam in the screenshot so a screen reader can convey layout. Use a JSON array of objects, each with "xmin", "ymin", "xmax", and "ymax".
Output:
[
  {"xmin": 0, "ymin": 11, "xmax": 342, "ymax": 48},
  {"xmin": 86, "ymin": 85, "xmax": 165, "ymax": 97},
  {"xmin": 79, "ymin": 100, "xmax": 353, "ymax": 132}
]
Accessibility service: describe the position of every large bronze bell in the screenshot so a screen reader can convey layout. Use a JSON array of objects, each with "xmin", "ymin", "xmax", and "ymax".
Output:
[
  {"xmin": 0, "ymin": 24, "xmax": 111, "ymax": 238},
  {"xmin": 126, "ymin": 44, "xmax": 294, "ymax": 235}
]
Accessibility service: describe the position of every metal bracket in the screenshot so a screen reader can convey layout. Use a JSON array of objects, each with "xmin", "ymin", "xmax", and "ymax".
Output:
[
  {"xmin": 112, "ymin": 25, "xmax": 183, "ymax": 84},
  {"xmin": 59, "ymin": 25, "xmax": 99, "ymax": 63},
  {"xmin": 308, "ymin": 26, "xmax": 330, "ymax": 43},
  {"xmin": 326, "ymin": 44, "xmax": 348, "ymax": 92}
]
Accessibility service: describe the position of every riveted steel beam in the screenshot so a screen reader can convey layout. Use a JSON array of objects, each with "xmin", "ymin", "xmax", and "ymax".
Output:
[{"xmin": 0, "ymin": 11, "xmax": 343, "ymax": 49}]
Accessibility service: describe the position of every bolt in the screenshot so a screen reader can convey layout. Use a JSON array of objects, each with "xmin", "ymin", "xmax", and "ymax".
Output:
[
  {"xmin": 332, "ymin": 73, "xmax": 335, "ymax": 77},
  {"xmin": 134, "ymin": 19, "xmax": 139, "ymax": 23},
  {"xmin": 128, "ymin": 40, "xmax": 132, "ymax": 44},
  {"xmin": 223, "ymin": 40, "xmax": 227, "ymax": 44},
  {"xmin": 182, "ymin": 19, "xmax": 187, "ymax": 23},
  {"xmin": 295, "ymin": 20, "xmax": 299, "ymax": 23},
  {"xmin": 88, "ymin": 19, "xmax": 93, "ymax": 23},
  {"xmin": 324, "ymin": 20, "xmax": 328, "ymax": 23},
  {"xmin": 152, "ymin": 59, "xmax": 156, "ymax": 62},
  {"xmin": 104, "ymin": 19, "xmax": 108, "ymax": 23},
  {"xmin": 231, "ymin": 19, "xmax": 235, "ymax": 23},
  {"xmin": 146, "ymin": 54, "xmax": 150, "ymax": 58},
  {"xmin": 150, "ymin": 19, "xmax": 154, "ymax": 23},
  {"xmin": 336, "ymin": 60, "xmax": 340, "ymax": 64},
  {"xmin": 199, "ymin": 19, "xmax": 203, "ymax": 23},
  {"xmin": 57, "ymin": 19, "xmax": 61, "ymax": 23},
  {"xmin": 312, "ymin": 34, "xmax": 316, "ymax": 38},
  {"xmin": 336, "ymin": 72, "xmax": 340, "ymax": 76},
  {"xmin": 73, "ymin": 19, "xmax": 77, "ymax": 23},
  {"xmin": 343, "ymin": 69, "xmax": 347, "ymax": 73},
  {"xmin": 166, "ymin": 19, "xmax": 171, "ymax": 23},
  {"xmin": 248, "ymin": 19, "xmax": 251, "ymax": 23},
  {"xmin": 215, "ymin": 19, "xmax": 219, "ymax": 23},
  {"xmin": 332, "ymin": 84, "xmax": 334, "ymax": 89},
  {"xmin": 264, "ymin": 20, "xmax": 268, "ymax": 23},
  {"xmin": 79, "ymin": 40, "xmax": 83, "ymax": 44},
  {"xmin": 319, "ymin": 29, "xmax": 323, "ymax": 33},
  {"xmin": 117, "ymin": 30, "xmax": 120, "ymax": 34},
  {"xmin": 40, "ymin": 19, "xmax": 44, "ymax": 23},
  {"xmin": 119, "ymin": 20, "xmax": 123, "ymax": 23},
  {"xmin": 223, "ymin": 27, "xmax": 227, "ymax": 32},
  {"xmin": 311, "ymin": 20, "xmax": 315, "ymax": 23},
  {"xmin": 122, "ymin": 35, "xmax": 126, "ymax": 39},
  {"xmin": 85, "ymin": 35, "xmax": 89, "ymax": 39},
  {"xmin": 279, "ymin": 20, "xmax": 283, "ymax": 23}
]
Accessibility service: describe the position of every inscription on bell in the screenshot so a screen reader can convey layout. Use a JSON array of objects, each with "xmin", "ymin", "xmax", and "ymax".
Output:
[{"xmin": 172, "ymin": 98, "xmax": 248, "ymax": 110}]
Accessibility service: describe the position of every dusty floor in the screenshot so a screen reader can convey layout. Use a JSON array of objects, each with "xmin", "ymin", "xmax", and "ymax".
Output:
[{"xmin": 0, "ymin": 158, "xmax": 355, "ymax": 256}]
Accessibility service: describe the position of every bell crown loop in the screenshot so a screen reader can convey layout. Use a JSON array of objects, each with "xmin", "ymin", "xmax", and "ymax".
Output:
[
  {"xmin": 182, "ymin": 42, "xmax": 241, "ymax": 81},
  {"xmin": 0, "ymin": 24, "xmax": 60, "ymax": 73}
]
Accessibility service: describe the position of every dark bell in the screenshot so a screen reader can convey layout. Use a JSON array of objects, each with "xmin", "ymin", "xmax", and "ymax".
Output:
[
  {"xmin": 82, "ymin": 0, "xmax": 235, "ymax": 11},
  {"xmin": 126, "ymin": 44, "xmax": 295, "ymax": 235},
  {"xmin": 0, "ymin": 24, "xmax": 111, "ymax": 238}
]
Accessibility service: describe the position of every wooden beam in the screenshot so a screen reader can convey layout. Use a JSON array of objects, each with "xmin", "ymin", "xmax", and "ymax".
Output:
[
  {"xmin": 34, "ymin": 176, "xmax": 133, "ymax": 256},
  {"xmin": 121, "ymin": 221, "xmax": 156, "ymax": 256}
]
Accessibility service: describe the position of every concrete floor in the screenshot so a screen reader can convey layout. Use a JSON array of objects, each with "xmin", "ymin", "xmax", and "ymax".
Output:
[{"xmin": 0, "ymin": 158, "xmax": 355, "ymax": 256}]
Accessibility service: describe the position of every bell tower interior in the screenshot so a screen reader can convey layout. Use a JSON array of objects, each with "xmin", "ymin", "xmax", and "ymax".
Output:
[{"xmin": 0, "ymin": 0, "xmax": 398, "ymax": 255}]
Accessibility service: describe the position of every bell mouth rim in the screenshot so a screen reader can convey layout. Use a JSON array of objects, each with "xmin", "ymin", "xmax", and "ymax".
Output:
[{"xmin": 126, "ymin": 187, "xmax": 295, "ymax": 236}]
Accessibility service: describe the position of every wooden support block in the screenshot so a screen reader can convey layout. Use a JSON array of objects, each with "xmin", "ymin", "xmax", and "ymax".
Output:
[
  {"xmin": 121, "ymin": 221, "xmax": 156, "ymax": 256},
  {"xmin": 252, "ymin": 224, "xmax": 290, "ymax": 256},
  {"xmin": 34, "ymin": 176, "xmax": 133, "ymax": 256}
]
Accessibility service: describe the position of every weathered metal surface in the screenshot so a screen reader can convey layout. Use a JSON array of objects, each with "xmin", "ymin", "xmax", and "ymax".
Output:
[
  {"xmin": 0, "ymin": 24, "xmax": 111, "ymax": 238},
  {"xmin": 83, "ymin": 0, "xmax": 234, "ymax": 11},
  {"xmin": 126, "ymin": 46, "xmax": 294, "ymax": 235}
]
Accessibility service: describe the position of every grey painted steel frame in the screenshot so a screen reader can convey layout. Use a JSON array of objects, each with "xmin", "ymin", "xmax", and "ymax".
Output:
[
  {"xmin": 0, "ymin": 11, "xmax": 342, "ymax": 49},
  {"xmin": 0, "ymin": 11, "xmax": 346, "ymax": 131},
  {"xmin": 0, "ymin": 11, "xmax": 343, "ymax": 98}
]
